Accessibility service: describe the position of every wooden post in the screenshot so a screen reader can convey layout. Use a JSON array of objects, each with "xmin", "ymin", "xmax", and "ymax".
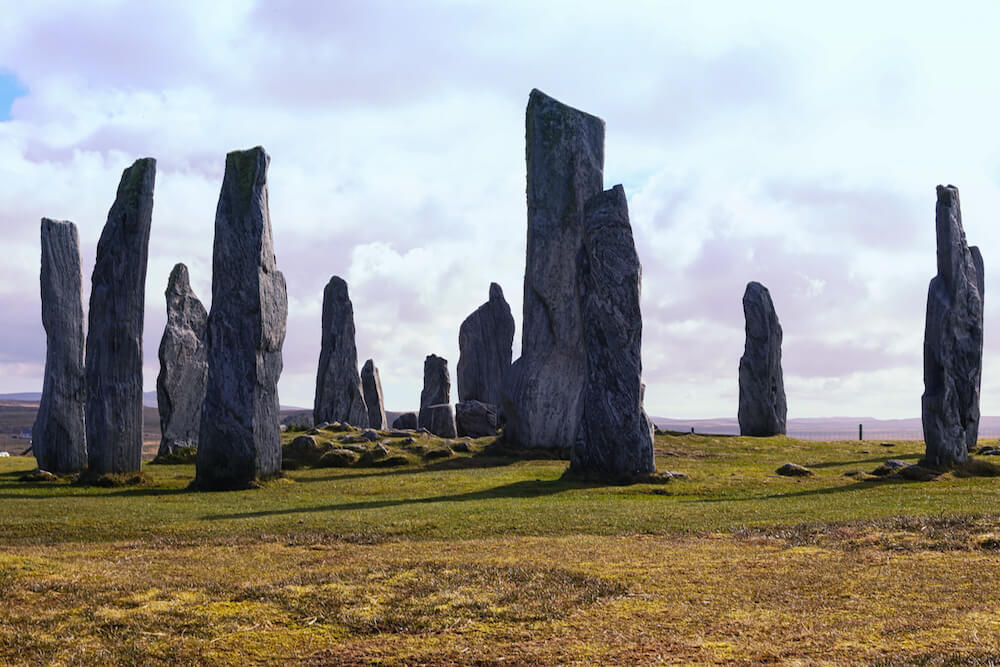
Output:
[{"xmin": 859, "ymin": 423, "xmax": 863, "ymax": 441}]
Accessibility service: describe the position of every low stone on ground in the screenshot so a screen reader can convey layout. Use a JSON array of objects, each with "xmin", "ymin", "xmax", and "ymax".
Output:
[{"xmin": 776, "ymin": 463, "xmax": 813, "ymax": 477}]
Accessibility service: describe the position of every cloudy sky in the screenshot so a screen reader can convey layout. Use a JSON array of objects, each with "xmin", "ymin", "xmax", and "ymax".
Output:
[{"xmin": 2, "ymin": 1, "xmax": 999, "ymax": 419}]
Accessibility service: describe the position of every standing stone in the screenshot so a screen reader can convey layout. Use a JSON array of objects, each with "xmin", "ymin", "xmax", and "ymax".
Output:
[
  {"xmin": 196, "ymin": 147, "xmax": 288, "ymax": 489},
  {"xmin": 418, "ymin": 354, "xmax": 456, "ymax": 438},
  {"xmin": 923, "ymin": 184, "xmax": 984, "ymax": 467},
  {"xmin": 457, "ymin": 283, "xmax": 514, "ymax": 407},
  {"xmin": 738, "ymin": 282, "xmax": 787, "ymax": 437},
  {"xmin": 313, "ymin": 276, "xmax": 369, "ymax": 428},
  {"xmin": 85, "ymin": 158, "xmax": 156, "ymax": 474},
  {"xmin": 156, "ymin": 263, "xmax": 208, "ymax": 457},
  {"xmin": 361, "ymin": 359, "xmax": 387, "ymax": 430},
  {"xmin": 33, "ymin": 219, "xmax": 87, "ymax": 473},
  {"xmin": 501, "ymin": 88, "xmax": 605, "ymax": 450},
  {"xmin": 570, "ymin": 185, "xmax": 654, "ymax": 479}
]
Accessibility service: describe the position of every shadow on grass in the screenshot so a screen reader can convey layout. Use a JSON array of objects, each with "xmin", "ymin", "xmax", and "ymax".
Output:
[
  {"xmin": 201, "ymin": 477, "xmax": 593, "ymax": 521},
  {"xmin": 289, "ymin": 454, "xmax": 534, "ymax": 484},
  {"xmin": 803, "ymin": 454, "xmax": 921, "ymax": 470},
  {"xmin": 683, "ymin": 477, "xmax": 913, "ymax": 504},
  {"xmin": 0, "ymin": 485, "xmax": 190, "ymax": 500}
]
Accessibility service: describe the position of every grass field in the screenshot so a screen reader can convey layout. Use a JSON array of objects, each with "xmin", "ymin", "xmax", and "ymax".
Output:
[{"xmin": 3, "ymin": 428, "xmax": 1000, "ymax": 664}]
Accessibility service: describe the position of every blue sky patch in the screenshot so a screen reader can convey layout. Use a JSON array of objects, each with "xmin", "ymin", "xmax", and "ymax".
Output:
[{"xmin": 0, "ymin": 70, "xmax": 28, "ymax": 121}]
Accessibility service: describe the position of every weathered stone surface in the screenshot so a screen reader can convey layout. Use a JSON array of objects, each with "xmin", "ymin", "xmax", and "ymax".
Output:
[
  {"xmin": 570, "ymin": 185, "xmax": 654, "ymax": 479},
  {"xmin": 457, "ymin": 283, "xmax": 514, "ymax": 407},
  {"xmin": 314, "ymin": 276, "xmax": 369, "ymax": 427},
  {"xmin": 501, "ymin": 89, "xmax": 605, "ymax": 450},
  {"xmin": 776, "ymin": 462, "xmax": 812, "ymax": 477},
  {"xmin": 156, "ymin": 264, "xmax": 208, "ymax": 457},
  {"xmin": 418, "ymin": 354, "xmax": 457, "ymax": 437},
  {"xmin": 86, "ymin": 158, "xmax": 156, "ymax": 474},
  {"xmin": 422, "ymin": 404, "xmax": 457, "ymax": 439},
  {"xmin": 196, "ymin": 147, "xmax": 288, "ymax": 489},
  {"xmin": 455, "ymin": 400, "xmax": 498, "ymax": 438},
  {"xmin": 391, "ymin": 413, "xmax": 417, "ymax": 430},
  {"xmin": 923, "ymin": 185, "xmax": 984, "ymax": 467},
  {"xmin": 33, "ymin": 218, "xmax": 87, "ymax": 473},
  {"xmin": 281, "ymin": 411, "xmax": 313, "ymax": 429},
  {"xmin": 738, "ymin": 282, "xmax": 787, "ymax": 437},
  {"xmin": 361, "ymin": 359, "xmax": 387, "ymax": 429}
]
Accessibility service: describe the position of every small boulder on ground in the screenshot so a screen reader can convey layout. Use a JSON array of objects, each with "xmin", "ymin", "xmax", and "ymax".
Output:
[
  {"xmin": 776, "ymin": 463, "xmax": 813, "ymax": 477},
  {"xmin": 455, "ymin": 400, "xmax": 498, "ymax": 438},
  {"xmin": 871, "ymin": 459, "xmax": 912, "ymax": 476},
  {"xmin": 319, "ymin": 449, "xmax": 358, "ymax": 467},
  {"xmin": 392, "ymin": 413, "xmax": 417, "ymax": 430}
]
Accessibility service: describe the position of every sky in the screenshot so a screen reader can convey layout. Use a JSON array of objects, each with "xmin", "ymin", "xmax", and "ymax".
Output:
[{"xmin": 2, "ymin": 0, "xmax": 1000, "ymax": 419}]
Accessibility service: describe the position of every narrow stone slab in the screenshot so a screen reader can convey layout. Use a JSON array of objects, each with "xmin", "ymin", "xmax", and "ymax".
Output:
[
  {"xmin": 361, "ymin": 359, "xmax": 387, "ymax": 430},
  {"xmin": 570, "ymin": 185, "xmax": 654, "ymax": 479},
  {"xmin": 33, "ymin": 218, "xmax": 87, "ymax": 473},
  {"xmin": 502, "ymin": 88, "xmax": 605, "ymax": 450},
  {"xmin": 196, "ymin": 147, "xmax": 288, "ymax": 489},
  {"xmin": 418, "ymin": 354, "xmax": 454, "ymax": 436},
  {"xmin": 313, "ymin": 276, "xmax": 369, "ymax": 427},
  {"xmin": 738, "ymin": 282, "xmax": 787, "ymax": 437},
  {"xmin": 156, "ymin": 263, "xmax": 208, "ymax": 457},
  {"xmin": 457, "ymin": 283, "xmax": 514, "ymax": 407},
  {"xmin": 85, "ymin": 158, "xmax": 156, "ymax": 474},
  {"xmin": 923, "ymin": 184, "xmax": 984, "ymax": 467}
]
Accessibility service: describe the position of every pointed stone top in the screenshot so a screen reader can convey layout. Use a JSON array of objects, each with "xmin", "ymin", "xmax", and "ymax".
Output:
[
  {"xmin": 488, "ymin": 282, "xmax": 504, "ymax": 303},
  {"xmin": 934, "ymin": 183, "xmax": 973, "ymax": 290},
  {"xmin": 324, "ymin": 275, "xmax": 349, "ymax": 300},
  {"xmin": 743, "ymin": 282, "xmax": 779, "ymax": 340},
  {"xmin": 166, "ymin": 263, "xmax": 191, "ymax": 297},
  {"xmin": 362, "ymin": 358, "xmax": 375, "ymax": 372}
]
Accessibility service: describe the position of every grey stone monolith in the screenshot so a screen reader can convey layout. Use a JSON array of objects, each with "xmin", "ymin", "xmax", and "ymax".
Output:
[
  {"xmin": 418, "ymin": 354, "xmax": 455, "ymax": 437},
  {"xmin": 457, "ymin": 283, "xmax": 514, "ymax": 407},
  {"xmin": 501, "ymin": 88, "xmax": 605, "ymax": 450},
  {"xmin": 313, "ymin": 276, "xmax": 369, "ymax": 428},
  {"xmin": 85, "ymin": 158, "xmax": 156, "ymax": 474},
  {"xmin": 361, "ymin": 359, "xmax": 387, "ymax": 430},
  {"xmin": 156, "ymin": 264, "xmax": 208, "ymax": 457},
  {"xmin": 455, "ymin": 400, "xmax": 498, "ymax": 438},
  {"xmin": 570, "ymin": 185, "xmax": 654, "ymax": 479},
  {"xmin": 33, "ymin": 218, "xmax": 87, "ymax": 473},
  {"xmin": 196, "ymin": 147, "xmax": 288, "ymax": 489},
  {"xmin": 738, "ymin": 281, "xmax": 787, "ymax": 437},
  {"xmin": 922, "ymin": 184, "xmax": 984, "ymax": 467}
]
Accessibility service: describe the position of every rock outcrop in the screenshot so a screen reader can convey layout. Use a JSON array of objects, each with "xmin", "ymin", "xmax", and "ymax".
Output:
[
  {"xmin": 570, "ymin": 185, "xmax": 654, "ymax": 479},
  {"xmin": 33, "ymin": 218, "xmax": 87, "ymax": 473},
  {"xmin": 457, "ymin": 283, "xmax": 514, "ymax": 407},
  {"xmin": 922, "ymin": 184, "xmax": 984, "ymax": 467},
  {"xmin": 501, "ymin": 88, "xmax": 605, "ymax": 450},
  {"xmin": 418, "ymin": 354, "xmax": 456, "ymax": 437},
  {"xmin": 196, "ymin": 147, "xmax": 288, "ymax": 489},
  {"xmin": 156, "ymin": 263, "xmax": 208, "ymax": 457},
  {"xmin": 392, "ymin": 412, "xmax": 417, "ymax": 430},
  {"xmin": 85, "ymin": 158, "xmax": 156, "ymax": 474},
  {"xmin": 738, "ymin": 282, "xmax": 787, "ymax": 437},
  {"xmin": 455, "ymin": 400, "xmax": 498, "ymax": 438},
  {"xmin": 361, "ymin": 359, "xmax": 387, "ymax": 430},
  {"xmin": 313, "ymin": 276, "xmax": 369, "ymax": 427}
]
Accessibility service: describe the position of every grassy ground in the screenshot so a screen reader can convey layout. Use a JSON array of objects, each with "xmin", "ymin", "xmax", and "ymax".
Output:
[{"xmin": 3, "ymin": 428, "xmax": 1000, "ymax": 663}]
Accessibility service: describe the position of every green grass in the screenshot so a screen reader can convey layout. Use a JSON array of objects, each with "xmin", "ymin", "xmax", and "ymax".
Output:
[{"xmin": 4, "ymin": 429, "xmax": 1000, "ymax": 663}]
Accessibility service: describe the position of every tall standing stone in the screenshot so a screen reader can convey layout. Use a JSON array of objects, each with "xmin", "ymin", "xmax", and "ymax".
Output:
[
  {"xmin": 361, "ymin": 359, "xmax": 387, "ymax": 430},
  {"xmin": 457, "ymin": 282, "xmax": 514, "ymax": 408},
  {"xmin": 922, "ymin": 184, "xmax": 984, "ymax": 467},
  {"xmin": 418, "ymin": 354, "xmax": 456, "ymax": 438},
  {"xmin": 501, "ymin": 88, "xmax": 605, "ymax": 450},
  {"xmin": 738, "ymin": 281, "xmax": 787, "ymax": 437},
  {"xmin": 85, "ymin": 158, "xmax": 155, "ymax": 474},
  {"xmin": 33, "ymin": 218, "xmax": 87, "ymax": 473},
  {"xmin": 313, "ymin": 276, "xmax": 369, "ymax": 428},
  {"xmin": 156, "ymin": 263, "xmax": 208, "ymax": 457},
  {"xmin": 570, "ymin": 185, "xmax": 654, "ymax": 479},
  {"xmin": 196, "ymin": 147, "xmax": 288, "ymax": 489}
]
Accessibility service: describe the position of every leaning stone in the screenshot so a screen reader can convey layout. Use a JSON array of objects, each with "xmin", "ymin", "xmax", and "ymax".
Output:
[
  {"xmin": 776, "ymin": 463, "xmax": 812, "ymax": 477},
  {"xmin": 361, "ymin": 359, "xmax": 387, "ymax": 430},
  {"xmin": 923, "ymin": 185, "xmax": 984, "ymax": 467},
  {"xmin": 314, "ymin": 276, "xmax": 369, "ymax": 428},
  {"xmin": 196, "ymin": 147, "xmax": 288, "ymax": 490},
  {"xmin": 392, "ymin": 413, "xmax": 417, "ymax": 430},
  {"xmin": 156, "ymin": 263, "xmax": 208, "ymax": 458},
  {"xmin": 457, "ymin": 283, "xmax": 515, "ymax": 407},
  {"xmin": 33, "ymin": 218, "xmax": 87, "ymax": 474},
  {"xmin": 501, "ymin": 89, "xmax": 605, "ymax": 450},
  {"xmin": 455, "ymin": 400, "xmax": 498, "ymax": 438},
  {"xmin": 86, "ymin": 158, "xmax": 156, "ymax": 474},
  {"xmin": 571, "ymin": 185, "xmax": 655, "ymax": 480},
  {"xmin": 738, "ymin": 282, "xmax": 787, "ymax": 437}
]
